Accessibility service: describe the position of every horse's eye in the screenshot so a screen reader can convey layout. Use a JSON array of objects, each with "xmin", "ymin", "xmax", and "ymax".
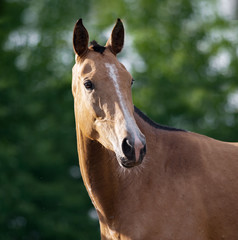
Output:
[
  {"xmin": 131, "ymin": 79, "xmax": 135, "ymax": 86},
  {"xmin": 84, "ymin": 80, "xmax": 94, "ymax": 90}
]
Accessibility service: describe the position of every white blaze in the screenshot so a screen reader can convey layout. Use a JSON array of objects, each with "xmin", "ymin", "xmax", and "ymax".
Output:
[
  {"xmin": 105, "ymin": 63, "xmax": 132, "ymax": 125},
  {"xmin": 105, "ymin": 63, "xmax": 144, "ymax": 161}
]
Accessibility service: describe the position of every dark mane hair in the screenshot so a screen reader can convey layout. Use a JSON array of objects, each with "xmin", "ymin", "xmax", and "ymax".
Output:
[
  {"xmin": 134, "ymin": 106, "xmax": 186, "ymax": 132},
  {"xmin": 89, "ymin": 40, "xmax": 106, "ymax": 54}
]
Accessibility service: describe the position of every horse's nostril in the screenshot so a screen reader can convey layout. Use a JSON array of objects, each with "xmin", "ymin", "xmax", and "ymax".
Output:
[{"xmin": 122, "ymin": 138, "xmax": 135, "ymax": 160}]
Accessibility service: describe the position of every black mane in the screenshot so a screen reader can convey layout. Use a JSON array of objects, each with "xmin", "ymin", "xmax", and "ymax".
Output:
[
  {"xmin": 89, "ymin": 40, "xmax": 106, "ymax": 54},
  {"xmin": 134, "ymin": 106, "xmax": 186, "ymax": 132}
]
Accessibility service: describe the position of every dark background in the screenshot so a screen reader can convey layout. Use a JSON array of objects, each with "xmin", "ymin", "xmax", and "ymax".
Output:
[{"xmin": 1, "ymin": 0, "xmax": 238, "ymax": 239}]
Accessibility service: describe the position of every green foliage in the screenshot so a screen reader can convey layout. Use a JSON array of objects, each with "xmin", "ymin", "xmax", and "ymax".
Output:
[
  {"xmin": 0, "ymin": 0, "xmax": 99, "ymax": 239},
  {"xmin": 0, "ymin": 0, "xmax": 238, "ymax": 239}
]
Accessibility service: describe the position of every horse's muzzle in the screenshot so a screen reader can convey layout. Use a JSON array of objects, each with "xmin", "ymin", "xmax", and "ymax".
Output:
[{"xmin": 121, "ymin": 136, "xmax": 146, "ymax": 168}]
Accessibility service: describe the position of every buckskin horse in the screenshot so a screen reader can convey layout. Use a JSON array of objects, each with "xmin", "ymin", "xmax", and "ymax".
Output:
[{"xmin": 72, "ymin": 19, "xmax": 238, "ymax": 240}]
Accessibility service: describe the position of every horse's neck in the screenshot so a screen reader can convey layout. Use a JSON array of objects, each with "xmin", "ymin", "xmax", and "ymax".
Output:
[
  {"xmin": 76, "ymin": 112, "xmax": 162, "ymax": 207},
  {"xmin": 76, "ymin": 113, "xmax": 166, "ymax": 227},
  {"xmin": 76, "ymin": 130, "xmax": 121, "ymax": 223}
]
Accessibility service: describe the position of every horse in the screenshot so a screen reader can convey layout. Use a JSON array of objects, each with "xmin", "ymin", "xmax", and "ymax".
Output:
[{"xmin": 72, "ymin": 18, "xmax": 238, "ymax": 240}]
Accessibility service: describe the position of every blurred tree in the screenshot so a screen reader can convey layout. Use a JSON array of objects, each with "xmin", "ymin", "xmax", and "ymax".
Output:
[
  {"xmin": 236, "ymin": 0, "xmax": 238, "ymax": 18},
  {"xmin": 0, "ymin": 0, "xmax": 99, "ymax": 239},
  {"xmin": 0, "ymin": 0, "xmax": 238, "ymax": 239}
]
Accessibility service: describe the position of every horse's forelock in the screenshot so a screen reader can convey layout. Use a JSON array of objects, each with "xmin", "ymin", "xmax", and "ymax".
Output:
[{"xmin": 89, "ymin": 40, "xmax": 106, "ymax": 54}]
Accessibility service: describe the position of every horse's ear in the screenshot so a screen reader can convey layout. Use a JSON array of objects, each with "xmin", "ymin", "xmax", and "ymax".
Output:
[
  {"xmin": 106, "ymin": 19, "xmax": 124, "ymax": 55},
  {"xmin": 73, "ymin": 18, "xmax": 89, "ymax": 57}
]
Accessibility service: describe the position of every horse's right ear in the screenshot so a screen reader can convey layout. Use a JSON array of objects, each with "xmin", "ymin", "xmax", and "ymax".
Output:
[{"xmin": 73, "ymin": 19, "xmax": 89, "ymax": 57}]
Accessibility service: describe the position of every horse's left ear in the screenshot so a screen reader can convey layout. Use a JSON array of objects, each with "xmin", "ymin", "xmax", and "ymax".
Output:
[{"xmin": 106, "ymin": 19, "xmax": 124, "ymax": 55}]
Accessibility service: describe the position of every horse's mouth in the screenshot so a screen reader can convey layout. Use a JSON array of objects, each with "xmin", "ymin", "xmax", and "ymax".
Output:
[{"xmin": 119, "ymin": 157, "xmax": 142, "ymax": 168}]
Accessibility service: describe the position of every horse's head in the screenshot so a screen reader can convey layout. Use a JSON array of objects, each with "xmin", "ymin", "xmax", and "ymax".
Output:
[{"xmin": 72, "ymin": 19, "xmax": 146, "ymax": 168}]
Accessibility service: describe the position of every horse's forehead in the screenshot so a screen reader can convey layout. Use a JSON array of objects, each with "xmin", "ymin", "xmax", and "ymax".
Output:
[
  {"xmin": 80, "ymin": 59, "xmax": 94, "ymax": 75},
  {"xmin": 80, "ymin": 51, "xmax": 120, "ymax": 77}
]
